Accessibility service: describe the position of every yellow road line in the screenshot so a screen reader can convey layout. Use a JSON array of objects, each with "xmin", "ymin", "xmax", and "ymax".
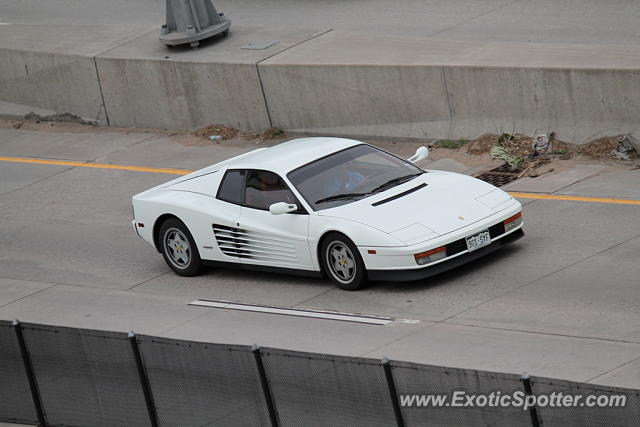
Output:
[
  {"xmin": 0, "ymin": 156, "xmax": 191, "ymax": 175},
  {"xmin": 1, "ymin": 155, "xmax": 639, "ymax": 206},
  {"xmin": 508, "ymin": 192, "xmax": 640, "ymax": 206}
]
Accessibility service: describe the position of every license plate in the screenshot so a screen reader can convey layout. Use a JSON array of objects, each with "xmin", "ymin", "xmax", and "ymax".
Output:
[{"xmin": 466, "ymin": 230, "xmax": 491, "ymax": 252}]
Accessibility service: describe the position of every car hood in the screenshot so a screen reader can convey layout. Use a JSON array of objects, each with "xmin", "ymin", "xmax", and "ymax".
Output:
[{"xmin": 318, "ymin": 171, "xmax": 516, "ymax": 244}]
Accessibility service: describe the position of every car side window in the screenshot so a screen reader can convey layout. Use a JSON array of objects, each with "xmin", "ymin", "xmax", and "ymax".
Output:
[
  {"xmin": 217, "ymin": 170, "xmax": 245, "ymax": 205},
  {"xmin": 244, "ymin": 170, "xmax": 300, "ymax": 211}
]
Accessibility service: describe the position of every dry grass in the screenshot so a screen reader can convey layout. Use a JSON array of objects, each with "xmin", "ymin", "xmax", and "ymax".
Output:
[{"xmin": 578, "ymin": 136, "xmax": 622, "ymax": 158}]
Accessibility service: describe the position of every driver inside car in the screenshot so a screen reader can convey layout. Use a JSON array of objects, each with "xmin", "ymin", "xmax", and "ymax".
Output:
[{"xmin": 325, "ymin": 162, "xmax": 366, "ymax": 196}]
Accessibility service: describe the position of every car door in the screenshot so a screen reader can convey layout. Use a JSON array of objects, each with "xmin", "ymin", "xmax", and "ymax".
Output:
[{"xmin": 238, "ymin": 169, "xmax": 313, "ymax": 270}]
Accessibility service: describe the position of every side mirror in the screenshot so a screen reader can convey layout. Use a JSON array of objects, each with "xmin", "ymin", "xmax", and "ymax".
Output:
[
  {"xmin": 269, "ymin": 202, "xmax": 298, "ymax": 215},
  {"xmin": 408, "ymin": 146, "xmax": 429, "ymax": 163}
]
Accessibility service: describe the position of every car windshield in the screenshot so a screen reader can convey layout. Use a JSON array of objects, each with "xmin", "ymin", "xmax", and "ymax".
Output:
[{"xmin": 287, "ymin": 144, "xmax": 424, "ymax": 210}]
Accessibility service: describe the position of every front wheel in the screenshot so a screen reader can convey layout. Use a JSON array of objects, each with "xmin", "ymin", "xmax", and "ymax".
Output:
[
  {"xmin": 321, "ymin": 233, "xmax": 368, "ymax": 290},
  {"xmin": 159, "ymin": 218, "xmax": 202, "ymax": 276}
]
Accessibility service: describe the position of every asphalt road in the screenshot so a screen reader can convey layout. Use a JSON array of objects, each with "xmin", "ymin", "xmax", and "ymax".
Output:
[
  {"xmin": 1, "ymin": 0, "xmax": 640, "ymax": 44},
  {"xmin": 1, "ymin": 124, "xmax": 639, "ymax": 389}
]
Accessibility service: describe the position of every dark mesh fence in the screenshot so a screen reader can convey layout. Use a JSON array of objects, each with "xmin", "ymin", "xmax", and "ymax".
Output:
[
  {"xmin": 137, "ymin": 335, "xmax": 269, "ymax": 426},
  {"xmin": 1, "ymin": 322, "xmax": 640, "ymax": 426},
  {"xmin": 531, "ymin": 376, "xmax": 640, "ymax": 426},
  {"xmin": 392, "ymin": 361, "xmax": 531, "ymax": 426},
  {"xmin": 260, "ymin": 347, "xmax": 397, "ymax": 426},
  {"xmin": 0, "ymin": 320, "xmax": 37, "ymax": 424},
  {"xmin": 20, "ymin": 323, "xmax": 150, "ymax": 426}
]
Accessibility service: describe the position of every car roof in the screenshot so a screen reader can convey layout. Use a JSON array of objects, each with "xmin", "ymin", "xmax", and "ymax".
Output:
[{"xmin": 223, "ymin": 137, "xmax": 363, "ymax": 174}]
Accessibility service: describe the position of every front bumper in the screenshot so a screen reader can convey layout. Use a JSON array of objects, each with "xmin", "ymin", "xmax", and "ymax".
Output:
[{"xmin": 367, "ymin": 228, "xmax": 524, "ymax": 282}]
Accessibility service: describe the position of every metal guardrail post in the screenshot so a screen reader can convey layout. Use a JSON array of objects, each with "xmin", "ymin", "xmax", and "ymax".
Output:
[
  {"xmin": 129, "ymin": 332, "xmax": 159, "ymax": 427},
  {"xmin": 382, "ymin": 357, "xmax": 405, "ymax": 427},
  {"xmin": 521, "ymin": 374, "xmax": 541, "ymax": 427},
  {"xmin": 13, "ymin": 320, "xmax": 47, "ymax": 427},
  {"xmin": 252, "ymin": 345, "xmax": 279, "ymax": 427}
]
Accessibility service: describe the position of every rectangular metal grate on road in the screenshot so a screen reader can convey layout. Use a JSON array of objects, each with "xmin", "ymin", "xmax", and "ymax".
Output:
[
  {"xmin": 475, "ymin": 163, "xmax": 522, "ymax": 187},
  {"xmin": 189, "ymin": 299, "xmax": 394, "ymax": 325}
]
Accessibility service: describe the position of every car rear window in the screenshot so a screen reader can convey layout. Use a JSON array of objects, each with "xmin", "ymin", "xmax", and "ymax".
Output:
[{"xmin": 217, "ymin": 170, "xmax": 245, "ymax": 205}]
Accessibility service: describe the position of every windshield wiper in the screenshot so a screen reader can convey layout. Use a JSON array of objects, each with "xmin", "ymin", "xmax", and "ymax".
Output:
[
  {"xmin": 315, "ymin": 192, "xmax": 370, "ymax": 204},
  {"xmin": 314, "ymin": 172, "xmax": 425, "ymax": 204},
  {"xmin": 370, "ymin": 171, "xmax": 425, "ymax": 194}
]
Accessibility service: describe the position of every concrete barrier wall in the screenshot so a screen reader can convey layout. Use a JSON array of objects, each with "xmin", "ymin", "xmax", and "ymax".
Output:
[
  {"xmin": 0, "ymin": 25, "xmax": 159, "ymax": 125},
  {"xmin": 0, "ymin": 25, "xmax": 323, "ymax": 132},
  {"xmin": 3, "ymin": 25, "xmax": 640, "ymax": 142},
  {"xmin": 443, "ymin": 67, "xmax": 640, "ymax": 142},
  {"xmin": 257, "ymin": 64, "xmax": 452, "ymax": 140},
  {"xmin": 95, "ymin": 28, "xmax": 324, "ymax": 131},
  {"xmin": 261, "ymin": 63, "xmax": 640, "ymax": 142},
  {"xmin": 95, "ymin": 57, "xmax": 269, "ymax": 130},
  {"xmin": 259, "ymin": 31, "xmax": 640, "ymax": 142},
  {"xmin": 0, "ymin": 48, "xmax": 107, "ymax": 124}
]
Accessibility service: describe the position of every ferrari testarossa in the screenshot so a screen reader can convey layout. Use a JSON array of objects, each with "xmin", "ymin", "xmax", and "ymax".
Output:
[{"xmin": 132, "ymin": 137, "xmax": 523, "ymax": 290}]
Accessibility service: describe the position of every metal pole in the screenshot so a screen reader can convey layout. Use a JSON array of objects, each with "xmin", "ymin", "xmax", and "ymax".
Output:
[
  {"xmin": 252, "ymin": 345, "xmax": 279, "ymax": 427},
  {"xmin": 382, "ymin": 357, "xmax": 404, "ymax": 427},
  {"xmin": 129, "ymin": 332, "xmax": 159, "ymax": 427},
  {"xmin": 187, "ymin": 0, "xmax": 202, "ymax": 31},
  {"xmin": 521, "ymin": 374, "xmax": 541, "ymax": 427},
  {"xmin": 13, "ymin": 320, "xmax": 46, "ymax": 427}
]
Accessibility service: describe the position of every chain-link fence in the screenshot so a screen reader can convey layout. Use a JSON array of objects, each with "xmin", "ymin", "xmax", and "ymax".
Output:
[{"xmin": 1, "ymin": 320, "xmax": 638, "ymax": 426}]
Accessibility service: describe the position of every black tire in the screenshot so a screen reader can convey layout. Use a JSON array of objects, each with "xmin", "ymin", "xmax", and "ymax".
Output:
[
  {"xmin": 320, "ymin": 232, "xmax": 368, "ymax": 290},
  {"xmin": 159, "ymin": 218, "xmax": 202, "ymax": 277}
]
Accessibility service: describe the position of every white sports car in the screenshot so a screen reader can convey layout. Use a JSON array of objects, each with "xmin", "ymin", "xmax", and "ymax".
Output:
[{"xmin": 132, "ymin": 137, "xmax": 523, "ymax": 290}]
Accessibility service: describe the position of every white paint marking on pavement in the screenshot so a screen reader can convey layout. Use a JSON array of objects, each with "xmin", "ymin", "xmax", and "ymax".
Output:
[{"xmin": 189, "ymin": 299, "xmax": 394, "ymax": 325}]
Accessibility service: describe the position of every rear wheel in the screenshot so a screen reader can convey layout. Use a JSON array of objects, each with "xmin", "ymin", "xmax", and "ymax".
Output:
[
  {"xmin": 159, "ymin": 218, "xmax": 202, "ymax": 276},
  {"xmin": 321, "ymin": 233, "xmax": 368, "ymax": 290}
]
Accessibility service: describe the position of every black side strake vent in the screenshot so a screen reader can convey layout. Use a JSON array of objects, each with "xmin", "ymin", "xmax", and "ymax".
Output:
[
  {"xmin": 372, "ymin": 183, "xmax": 427, "ymax": 207},
  {"xmin": 212, "ymin": 224, "xmax": 298, "ymax": 262}
]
